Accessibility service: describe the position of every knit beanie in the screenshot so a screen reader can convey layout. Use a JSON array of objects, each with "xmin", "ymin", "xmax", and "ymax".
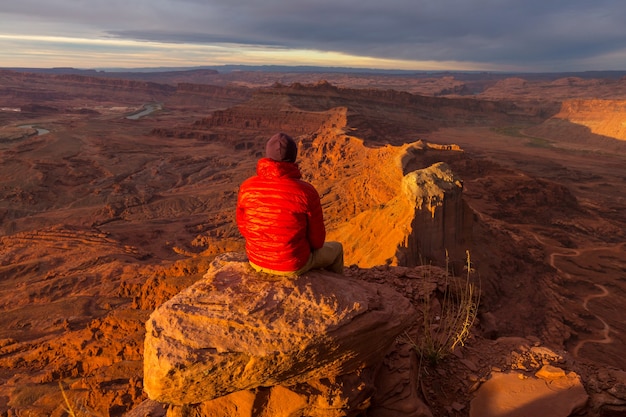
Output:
[{"xmin": 265, "ymin": 132, "xmax": 298, "ymax": 162}]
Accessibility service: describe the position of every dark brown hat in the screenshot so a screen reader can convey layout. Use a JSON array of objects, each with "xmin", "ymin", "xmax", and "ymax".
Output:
[{"xmin": 265, "ymin": 132, "xmax": 298, "ymax": 162}]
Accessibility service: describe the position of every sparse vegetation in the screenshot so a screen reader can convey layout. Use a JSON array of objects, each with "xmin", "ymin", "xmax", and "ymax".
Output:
[
  {"xmin": 492, "ymin": 125, "xmax": 553, "ymax": 148},
  {"xmin": 525, "ymin": 137, "xmax": 553, "ymax": 148},
  {"xmin": 407, "ymin": 250, "xmax": 481, "ymax": 366},
  {"xmin": 59, "ymin": 381, "xmax": 105, "ymax": 417},
  {"xmin": 492, "ymin": 125, "xmax": 528, "ymax": 138},
  {"xmin": 60, "ymin": 381, "xmax": 78, "ymax": 417}
]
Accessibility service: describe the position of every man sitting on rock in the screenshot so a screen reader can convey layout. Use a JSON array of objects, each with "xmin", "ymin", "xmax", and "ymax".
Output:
[{"xmin": 236, "ymin": 132, "xmax": 344, "ymax": 276}]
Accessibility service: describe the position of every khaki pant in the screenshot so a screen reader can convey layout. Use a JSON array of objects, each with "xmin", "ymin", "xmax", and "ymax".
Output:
[{"xmin": 250, "ymin": 241, "xmax": 344, "ymax": 277}]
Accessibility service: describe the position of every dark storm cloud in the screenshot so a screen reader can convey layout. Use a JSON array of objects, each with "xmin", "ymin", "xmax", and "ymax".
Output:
[{"xmin": 3, "ymin": 0, "xmax": 626, "ymax": 70}]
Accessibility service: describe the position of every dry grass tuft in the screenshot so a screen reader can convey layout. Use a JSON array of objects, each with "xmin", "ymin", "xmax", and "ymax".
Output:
[{"xmin": 407, "ymin": 250, "xmax": 481, "ymax": 366}]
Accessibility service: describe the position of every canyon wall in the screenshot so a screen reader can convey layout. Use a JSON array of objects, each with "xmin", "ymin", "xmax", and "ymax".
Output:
[
  {"xmin": 0, "ymin": 69, "xmax": 251, "ymax": 109},
  {"xmin": 297, "ymin": 119, "xmax": 472, "ymax": 268},
  {"xmin": 555, "ymin": 99, "xmax": 626, "ymax": 141}
]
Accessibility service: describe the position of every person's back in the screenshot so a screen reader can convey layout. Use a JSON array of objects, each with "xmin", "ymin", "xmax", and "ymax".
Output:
[{"xmin": 236, "ymin": 133, "xmax": 343, "ymax": 276}]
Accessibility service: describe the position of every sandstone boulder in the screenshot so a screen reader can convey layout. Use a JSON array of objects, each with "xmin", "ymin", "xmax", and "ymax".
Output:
[
  {"xmin": 469, "ymin": 365, "xmax": 588, "ymax": 417},
  {"xmin": 143, "ymin": 252, "xmax": 416, "ymax": 408}
]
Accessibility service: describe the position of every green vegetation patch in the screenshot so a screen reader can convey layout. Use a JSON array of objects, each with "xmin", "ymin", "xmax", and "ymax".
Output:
[
  {"xmin": 492, "ymin": 126, "xmax": 554, "ymax": 148},
  {"xmin": 525, "ymin": 136, "xmax": 554, "ymax": 148}
]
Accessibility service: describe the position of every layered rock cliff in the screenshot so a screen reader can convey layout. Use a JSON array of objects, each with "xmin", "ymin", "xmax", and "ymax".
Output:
[
  {"xmin": 0, "ymin": 69, "xmax": 251, "ymax": 109},
  {"xmin": 554, "ymin": 99, "xmax": 626, "ymax": 141},
  {"xmin": 297, "ymin": 125, "xmax": 472, "ymax": 268},
  {"xmin": 323, "ymin": 158, "xmax": 470, "ymax": 268}
]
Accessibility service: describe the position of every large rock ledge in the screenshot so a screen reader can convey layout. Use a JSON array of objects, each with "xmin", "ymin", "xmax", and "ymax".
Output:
[{"xmin": 143, "ymin": 252, "xmax": 417, "ymax": 414}]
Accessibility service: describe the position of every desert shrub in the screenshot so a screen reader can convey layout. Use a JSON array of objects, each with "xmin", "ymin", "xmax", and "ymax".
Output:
[
  {"xmin": 58, "ymin": 381, "xmax": 104, "ymax": 417},
  {"xmin": 59, "ymin": 381, "xmax": 78, "ymax": 417},
  {"xmin": 408, "ymin": 250, "xmax": 481, "ymax": 365}
]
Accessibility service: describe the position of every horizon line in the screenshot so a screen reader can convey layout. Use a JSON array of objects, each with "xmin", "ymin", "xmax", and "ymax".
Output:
[{"xmin": 2, "ymin": 64, "xmax": 626, "ymax": 76}]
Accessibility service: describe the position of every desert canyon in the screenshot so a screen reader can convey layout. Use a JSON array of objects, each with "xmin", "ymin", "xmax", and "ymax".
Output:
[{"xmin": 1, "ymin": 67, "xmax": 626, "ymax": 416}]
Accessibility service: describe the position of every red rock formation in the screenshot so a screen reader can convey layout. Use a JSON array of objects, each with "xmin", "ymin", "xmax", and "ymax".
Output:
[
  {"xmin": 143, "ymin": 253, "xmax": 419, "ymax": 416},
  {"xmin": 554, "ymin": 99, "xmax": 626, "ymax": 141},
  {"xmin": 295, "ymin": 122, "xmax": 472, "ymax": 268},
  {"xmin": 470, "ymin": 365, "xmax": 588, "ymax": 417}
]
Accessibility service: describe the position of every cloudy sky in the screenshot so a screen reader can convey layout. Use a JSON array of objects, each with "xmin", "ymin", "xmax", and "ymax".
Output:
[{"xmin": 1, "ymin": 0, "xmax": 626, "ymax": 72}]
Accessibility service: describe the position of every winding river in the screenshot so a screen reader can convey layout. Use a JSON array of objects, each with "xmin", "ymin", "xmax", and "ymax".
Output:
[
  {"xmin": 126, "ymin": 103, "xmax": 162, "ymax": 120},
  {"xmin": 18, "ymin": 124, "xmax": 50, "ymax": 136}
]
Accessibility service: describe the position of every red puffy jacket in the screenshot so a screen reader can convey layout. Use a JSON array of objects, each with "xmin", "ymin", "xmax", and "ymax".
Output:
[{"xmin": 236, "ymin": 158, "xmax": 326, "ymax": 272}]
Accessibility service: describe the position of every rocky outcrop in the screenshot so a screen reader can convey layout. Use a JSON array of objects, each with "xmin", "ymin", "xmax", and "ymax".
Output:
[
  {"xmin": 327, "ymin": 160, "xmax": 470, "ymax": 268},
  {"xmin": 301, "ymin": 135, "xmax": 472, "ymax": 269},
  {"xmin": 143, "ymin": 252, "xmax": 418, "ymax": 416},
  {"xmin": 195, "ymin": 93, "xmax": 334, "ymax": 137},
  {"xmin": 399, "ymin": 161, "xmax": 470, "ymax": 266}
]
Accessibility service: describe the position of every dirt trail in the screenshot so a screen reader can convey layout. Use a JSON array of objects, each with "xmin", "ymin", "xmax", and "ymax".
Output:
[
  {"xmin": 573, "ymin": 284, "xmax": 612, "ymax": 357},
  {"xmin": 530, "ymin": 232, "xmax": 615, "ymax": 357}
]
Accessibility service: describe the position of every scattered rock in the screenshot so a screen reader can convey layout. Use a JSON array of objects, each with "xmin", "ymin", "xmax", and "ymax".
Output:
[{"xmin": 123, "ymin": 399, "xmax": 167, "ymax": 417}]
